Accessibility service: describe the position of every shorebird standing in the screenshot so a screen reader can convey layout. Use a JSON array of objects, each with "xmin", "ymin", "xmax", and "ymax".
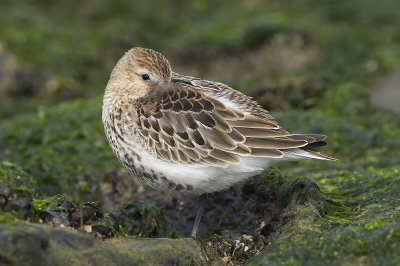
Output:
[{"xmin": 102, "ymin": 47, "xmax": 336, "ymax": 236}]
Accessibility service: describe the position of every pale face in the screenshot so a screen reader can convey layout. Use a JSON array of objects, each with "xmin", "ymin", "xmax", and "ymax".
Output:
[
  {"xmin": 130, "ymin": 65, "xmax": 164, "ymax": 95},
  {"xmin": 105, "ymin": 47, "xmax": 172, "ymax": 99}
]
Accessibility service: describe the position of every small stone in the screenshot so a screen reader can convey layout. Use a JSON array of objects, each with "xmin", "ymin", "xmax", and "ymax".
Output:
[
  {"xmin": 91, "ymin": 224, "xmax": 110, "ymax": 237},
  {"xmin": 67, "ymin": 203, "xmax": 102, "ymax": 227},
  {"xmin": 222, "ymin": 256, "xmax": 231, "ymax": 263},
  {"xmin": 83, "ymin": 225, "xmax": 92, "ymax": 233},
  {"xmin": 60, "ymin": 201, "xmax": 74, "ymax": 211}
]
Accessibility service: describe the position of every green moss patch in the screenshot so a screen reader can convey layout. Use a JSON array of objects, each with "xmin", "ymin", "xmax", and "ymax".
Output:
[
  {"xmin": 0, "ymin": 97, "xmax": 118, "ymax": 201},
  {"xmin": 248, "ymin": 165, "xmax": 400, "ymax": 264},
  {"xmin": 0, "ymin": 161, "xmax": 41, "ymax": 222}
]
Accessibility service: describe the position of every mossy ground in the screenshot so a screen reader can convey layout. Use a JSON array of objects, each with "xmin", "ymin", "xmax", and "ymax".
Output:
[
  {"xmin": 0, "ymin": 97, "xmax": 118, "ymax": 201},
  {"xmin": 1, "ymin": 0, "xmax": 400, "ymax": 265},
  {"xmin": 247, "ymin": 167, "xmax": 400, "ymax": 265}
]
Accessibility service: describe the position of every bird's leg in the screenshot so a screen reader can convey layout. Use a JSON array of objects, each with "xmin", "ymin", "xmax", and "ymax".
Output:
[{"xmin": 191, "ymin": 194, "xmax": 207, "ymax": 237}]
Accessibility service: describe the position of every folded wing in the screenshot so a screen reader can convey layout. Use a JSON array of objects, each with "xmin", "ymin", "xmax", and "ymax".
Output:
[{"xmin": 135, "ymin": 84, "xmax": 334, "ymax": 166}]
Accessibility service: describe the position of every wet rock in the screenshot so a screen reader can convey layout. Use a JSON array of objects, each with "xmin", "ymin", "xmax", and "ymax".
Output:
[
  {"xmin": 0, "ymin": 222, "xmax": 216, "ymax": 265},
  {"xmin": 247, "ymin": 168, "xmax": 400, "ymax": 265},
  {"xmin": 110, "ymin": 200, "xmax": 167, "ymax": 237},
  {"xmin": 0, "ymin": 161, "xmax": 40, "ymax": 219},
  {"xmin": 67, "ymin": 203, "xmax": 102, "ymax": 227},
  {"xmin": 38, "ymin": 210, "xmax": 66, "ymax": 224},
  {"xmin": 33, "ymin": 196, "xmax": 119, "ymax": 238},
  {"xmin": 59, "ymin": 201, "xmax": 74, "ymax": 211}
]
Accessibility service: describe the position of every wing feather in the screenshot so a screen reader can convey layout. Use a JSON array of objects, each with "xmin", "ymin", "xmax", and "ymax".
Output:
[
  {"xmin": 244, "ymin": 137, "xmax": 307, "ymax": 149},
  {"xmin": 133, "ymin": 82, "xmax": 335, "ymax": 165},
  {"xmin": 229, "ymin": 116, "xmax": 279, "ymax": 129},
  {"xmin": 250, "ymin": 148, "xmax": 284, "ymax": 157},
  {"xmin": 210, "ymin": 149, "xmax": 241, "ymax": 164},
  {"xmin": 235, "ymin": 127, "xmax": 289, "ymax": 137}
]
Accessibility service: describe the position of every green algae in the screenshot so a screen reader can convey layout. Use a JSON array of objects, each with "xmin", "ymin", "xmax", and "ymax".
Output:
[
  {"xmin": 0, "ymin": 161, "xmax": 40, "ymax": 199},
  {"xmin": 0, "ymin": 161, "xmax": 41, "ymax": 222},
  {"xmin": 32, "ymin": 195, "xmax": 68, "ymax": 214},
  {"xmin": 0, "ymin": 97, "xmax": 119, "ymax": 202},
  {"xmin": 248, "ymin": 164, "xmax": 400, "ymax": 265},
  {"xmin": 320, "ymin": 168, "xmax": 400, "ymax": 220},
  {"xmin": 248, "ymin": 206, "xmax": 400, "ymax": 265}
]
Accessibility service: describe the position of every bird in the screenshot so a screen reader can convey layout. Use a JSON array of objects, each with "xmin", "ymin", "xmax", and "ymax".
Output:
[{"xmin": 102, "ymin": 47, "xmax": 336, "ymax": 237}]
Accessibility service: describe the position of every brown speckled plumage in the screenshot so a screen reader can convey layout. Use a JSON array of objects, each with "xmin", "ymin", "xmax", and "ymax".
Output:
[
  {"xmin": 102, "ymin": 47, "xmax": 336, "ymax": 236},
  {"xmin": 103, "ymin": 48, "xmax": 333, "ymax": 176}
]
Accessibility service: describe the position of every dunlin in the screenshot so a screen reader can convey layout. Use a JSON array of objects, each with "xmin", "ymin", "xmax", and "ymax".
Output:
[{"xmin": 102, "ymin": 47, "xmax": 336, "ymax": 236}]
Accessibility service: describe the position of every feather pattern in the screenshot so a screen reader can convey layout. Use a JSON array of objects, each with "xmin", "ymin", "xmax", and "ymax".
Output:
[
  {"xmin": 103, "ymin": 47, "xmax": 336, "ymax": 195},
  {"xmin": 131, "ymin": 80, "xmax": 334, "ymax": 166}
]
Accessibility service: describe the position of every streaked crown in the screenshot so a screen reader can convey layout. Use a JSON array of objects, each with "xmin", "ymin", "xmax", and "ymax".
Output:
[
  {"xmin": 127, "ymin": 47, "xmax": 172, "ymax": 82},
  {"xmin": 106, "ymin": 47, "xmax": 172, "ymax": 99}
]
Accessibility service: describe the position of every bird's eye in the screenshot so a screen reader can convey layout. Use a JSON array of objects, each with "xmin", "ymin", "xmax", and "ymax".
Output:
[{"xmin": 142, "ymin": 74, "xmax": 150, "ymax": 80}]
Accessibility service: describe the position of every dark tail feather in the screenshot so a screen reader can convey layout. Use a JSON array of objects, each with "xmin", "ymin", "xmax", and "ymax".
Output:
[
  {"xmin": 305, "ymin": 140, "xmax": 327, "ymax": 149},
  {"xmin": 284, "ymin": 134, "xmax": 337, "ymax": 161}
]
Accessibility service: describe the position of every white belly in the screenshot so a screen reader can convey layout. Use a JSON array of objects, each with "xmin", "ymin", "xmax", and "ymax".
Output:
[{"xmin": 137, "ymin": 152, "xmax": 271, "ymax": 195}]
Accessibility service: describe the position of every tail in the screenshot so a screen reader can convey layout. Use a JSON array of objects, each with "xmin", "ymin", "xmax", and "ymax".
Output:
[
  {"xmin": 283, "ymin": 134, "xmax": 337, "ymax": 161},
  {"xmin": 284, "ymin": 148, "xmax": 337, "ymax": 161}
]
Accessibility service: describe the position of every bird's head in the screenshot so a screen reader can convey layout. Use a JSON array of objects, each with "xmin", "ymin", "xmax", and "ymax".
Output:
[{"xmin": 105, "ymin": 47, "xmax": 172, "ymax": 99}]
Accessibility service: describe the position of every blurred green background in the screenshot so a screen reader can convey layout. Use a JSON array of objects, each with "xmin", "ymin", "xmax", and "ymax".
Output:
[
  {"xmin": 1, "ymin": 0, "xmax": 400, "ymax": 196},
  {"xmin": 1, "ymin": 0, "xmax": 399, "ymax": 114},
  {"xmin": 1, "ymin": 0, "xmax": 400, "ymax": 263}
]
